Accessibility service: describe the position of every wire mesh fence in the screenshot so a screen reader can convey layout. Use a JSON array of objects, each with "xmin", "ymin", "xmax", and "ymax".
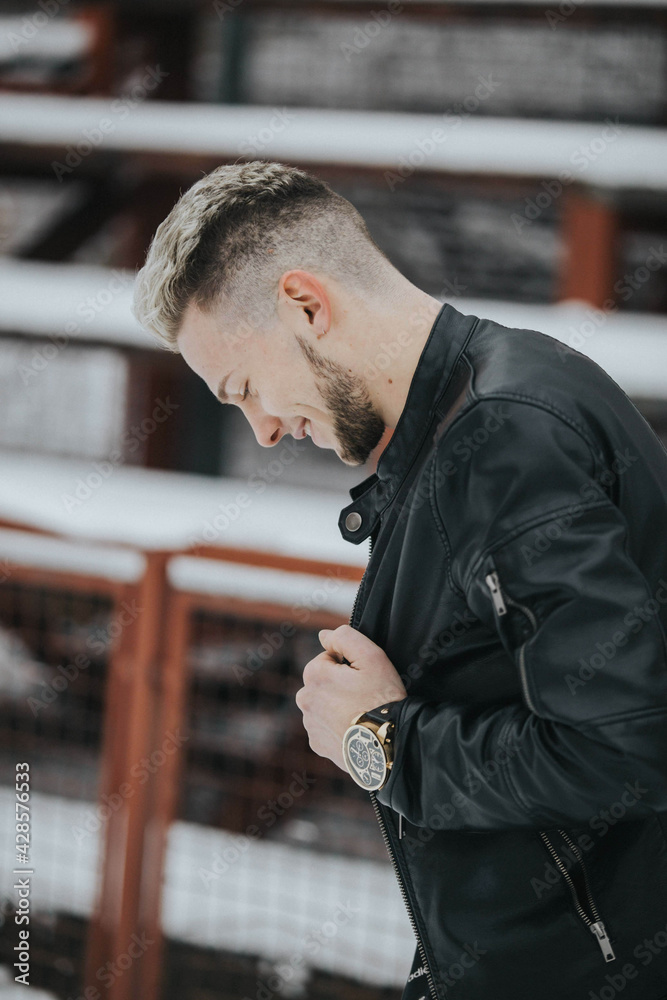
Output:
[
  {"xmin": 0, "ymin": 576, "xmax": 114, "ymax": 999},
  {"xmin": 155, "ymin": 598, "xmax": 416, "ymax": 1000},
  {"xmin": 0, "ymin": 546, "xmax": 417, "ymax": 1000}
]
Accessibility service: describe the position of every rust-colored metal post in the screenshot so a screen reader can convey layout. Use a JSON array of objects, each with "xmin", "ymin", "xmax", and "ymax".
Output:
[
  {"xmin": 558, "ymin": 186, "xmax": 619, "ymax": 308},
  {"xmin": 134, "ymin": 588, "xmax": 193, "ymax": 1000},
  {"xmin": 83, "ymin": 551, "xmax": 171, "ymax": 1000}
]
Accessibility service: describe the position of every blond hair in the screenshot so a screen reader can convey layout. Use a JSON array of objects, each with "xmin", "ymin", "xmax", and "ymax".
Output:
[{"xmin": 131, "ymin": 160, "xmax": 400, "ymax": 352}]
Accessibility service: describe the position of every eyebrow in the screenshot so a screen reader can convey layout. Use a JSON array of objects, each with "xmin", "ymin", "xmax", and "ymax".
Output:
[{"xmin": 216, "ymin": 370, "xmax": 236, "ymax": 404}]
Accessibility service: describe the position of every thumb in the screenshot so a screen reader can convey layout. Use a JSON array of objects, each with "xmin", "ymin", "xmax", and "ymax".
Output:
[{"xmin": 318, "ymin": 626, "xmax": 362, "ymax": 667}]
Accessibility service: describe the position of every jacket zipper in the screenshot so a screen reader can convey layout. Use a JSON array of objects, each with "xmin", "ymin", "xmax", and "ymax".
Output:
[
  {"xmin": 484, "ymin": 568, "xmax": 616, "ymax": 964},
  {"xmin": 350, "ymin": 531, "xmax": 439, "ymax": 1000},
  {"xmin": 539, "ymin": 831, "xmax": 616, "ymax": 962}
]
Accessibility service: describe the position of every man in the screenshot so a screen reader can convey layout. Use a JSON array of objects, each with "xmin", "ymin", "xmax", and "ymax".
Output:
[{"xmin": 132, "ymin": 160, "xmax": 667, "ymax": 999}]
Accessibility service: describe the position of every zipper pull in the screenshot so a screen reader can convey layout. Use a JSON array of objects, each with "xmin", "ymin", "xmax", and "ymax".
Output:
[
  {"xmin": 590, "ymin": 921, "xmax": 616, "ymax": 962},
  {"xmin": 485, "ymin": 571, "xmax": 507, "ymax": 615}
]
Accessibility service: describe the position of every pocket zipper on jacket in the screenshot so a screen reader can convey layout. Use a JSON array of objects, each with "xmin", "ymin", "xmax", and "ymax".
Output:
[
  {"xmin": 483, "ymin": 570, "xmax": 616, "ymax": 963},
  {"xmin": 484, "ymin": 569, "xmax": 539, "ymax": 714},
  {"xmin": 539, "ymin": 830, "xmax": 616, "ymax": 962},
  {"xmin": 350, "ymin": 532, "xmax": 439, "ymax": 1000}
]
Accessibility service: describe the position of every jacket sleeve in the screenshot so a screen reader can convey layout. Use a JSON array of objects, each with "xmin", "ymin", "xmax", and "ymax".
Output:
[{"xmin": 374, "ymin": 397, "xmax": 667, "ymax": 830}]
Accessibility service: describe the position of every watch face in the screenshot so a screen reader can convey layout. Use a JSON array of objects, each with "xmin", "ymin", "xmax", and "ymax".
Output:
[{"xmin": 343, "ymin": 724, "xmax": 388, "ymax": 790}]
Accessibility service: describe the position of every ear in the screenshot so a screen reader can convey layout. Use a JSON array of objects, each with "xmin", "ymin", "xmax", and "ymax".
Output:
[{"xmin": 278, "ymin": 270, "xmax": 332, "ymax": 336}]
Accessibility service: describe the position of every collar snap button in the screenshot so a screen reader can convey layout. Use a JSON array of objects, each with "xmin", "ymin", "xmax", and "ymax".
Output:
[{"xmin": 345, "ymin": 511, "xmax": 363, "ymax": 531}]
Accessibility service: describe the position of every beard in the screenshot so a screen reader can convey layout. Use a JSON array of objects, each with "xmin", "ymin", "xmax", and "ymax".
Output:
[{"xmin": 295, "ymin": 334, "xmax": 386, "ymax": 466}]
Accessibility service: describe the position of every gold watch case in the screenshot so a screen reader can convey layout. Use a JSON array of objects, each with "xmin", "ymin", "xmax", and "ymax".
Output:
[{"xmin": 342, "ymin": 712, "xmax": 394, "ymax": 790}]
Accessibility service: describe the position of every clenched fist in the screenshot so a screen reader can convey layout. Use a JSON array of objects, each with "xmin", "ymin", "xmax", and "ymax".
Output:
[{"xmin": 294, "ymin": 624, "xmax": 408, "ymax": 772}]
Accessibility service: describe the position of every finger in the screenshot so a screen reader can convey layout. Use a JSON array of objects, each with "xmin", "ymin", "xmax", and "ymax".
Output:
[{"xmin": 318, "ymin": 626, "xmax": 365, "ymax": 668}]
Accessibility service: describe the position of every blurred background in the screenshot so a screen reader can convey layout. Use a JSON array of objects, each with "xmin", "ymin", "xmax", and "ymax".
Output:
[{"xmin": 0, "ymin": 1, "xmax": 666, "ymax": 999}]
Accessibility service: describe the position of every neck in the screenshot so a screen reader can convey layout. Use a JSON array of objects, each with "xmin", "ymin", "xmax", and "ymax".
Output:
[{"xmin": 362, "ymin": 287, "xmax": 445, "ymax": 429}]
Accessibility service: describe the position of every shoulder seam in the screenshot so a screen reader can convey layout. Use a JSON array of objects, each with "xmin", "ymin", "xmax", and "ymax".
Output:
[{"xmin": 467, "ymin": 389, "xmax": 603, "ymax": 461}]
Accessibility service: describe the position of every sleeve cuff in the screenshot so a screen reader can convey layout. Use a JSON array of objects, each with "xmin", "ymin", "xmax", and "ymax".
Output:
[{"xmin": 372, "ymin": 695, "xmax": 423, "ymax": 807}]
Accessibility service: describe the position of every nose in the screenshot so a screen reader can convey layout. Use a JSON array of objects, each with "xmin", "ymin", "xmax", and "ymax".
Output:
[{"xmin": 246, "ymin": 410, "xmax": 286, "ymax": 448}]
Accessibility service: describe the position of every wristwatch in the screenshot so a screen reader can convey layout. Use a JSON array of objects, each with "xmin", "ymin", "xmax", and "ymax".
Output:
[{"xmin": 342, "ymin": 700, "xmax": 402, "ymax": 791}]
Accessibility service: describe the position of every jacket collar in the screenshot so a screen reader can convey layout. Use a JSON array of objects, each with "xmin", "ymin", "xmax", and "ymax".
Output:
[{"xmin": 338, "ymin": 300, "xmax": 479, "ymax": 544}]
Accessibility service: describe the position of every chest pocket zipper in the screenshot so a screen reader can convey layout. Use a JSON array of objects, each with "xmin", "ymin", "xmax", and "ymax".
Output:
[
  {"xmin": 484, "ymin": 569, "xmax": 539, "ymax": 714},
  {"xmin": 484, "ymin": 566, "xmax": 617, "ymax": 964}
]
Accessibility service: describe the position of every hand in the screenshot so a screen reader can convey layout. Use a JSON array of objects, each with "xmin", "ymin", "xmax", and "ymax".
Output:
[{"xmin": 294, "ymin": 624, "xmax": 408, "ymax": 772}]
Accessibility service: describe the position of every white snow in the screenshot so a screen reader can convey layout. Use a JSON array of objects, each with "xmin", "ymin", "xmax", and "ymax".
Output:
[
  {"xmin": 0, "ymin": 340, "xmax": 129, "ymax": 458},
  {"xmin": 0, "ymin": 528, "xmax": 144, "ymax": 583},
  {"xmin": 0, "ymin": 260, "xmax": 154, "ymax": 349},
  {"xmin": 0, "ymin": 19, "xmax": 92, "ymax": 63},
  {"xmin": 0, "ymin": 452, "xmax": 368, "ymax": 566},
  {"xmin": 0, "ymin": 788, "xmax": 415, "ymax": 989},
  {"xmin": 0, "ymin": 626, "xmax": 54, "ymax": 699},
  {"xmin": 0, "ymin": 965, "xmax": 58, "ymax": 999},
  {"xmin": 169, "ymin": 556, "xmax": 360, "ymax": 614},
  {"xmin": 0, "ymin": 95, "xmax": 666, "ymax": 189}
]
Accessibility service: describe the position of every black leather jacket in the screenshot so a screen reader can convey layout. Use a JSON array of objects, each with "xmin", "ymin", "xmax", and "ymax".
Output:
[{"xmin": 337, "ymin": 301, "xmax": 667, "ymax": 1000}]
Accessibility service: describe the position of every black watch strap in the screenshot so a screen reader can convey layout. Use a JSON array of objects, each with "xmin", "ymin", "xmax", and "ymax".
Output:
[{"xmin": 359, "ymin": 699, "xmax": 406, "ymax": 727}]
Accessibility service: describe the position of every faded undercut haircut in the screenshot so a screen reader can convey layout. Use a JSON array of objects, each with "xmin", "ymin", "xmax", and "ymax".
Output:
[{"xmin": 131, "ymin": 160, "xmax": 401, "ymax": 352}]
